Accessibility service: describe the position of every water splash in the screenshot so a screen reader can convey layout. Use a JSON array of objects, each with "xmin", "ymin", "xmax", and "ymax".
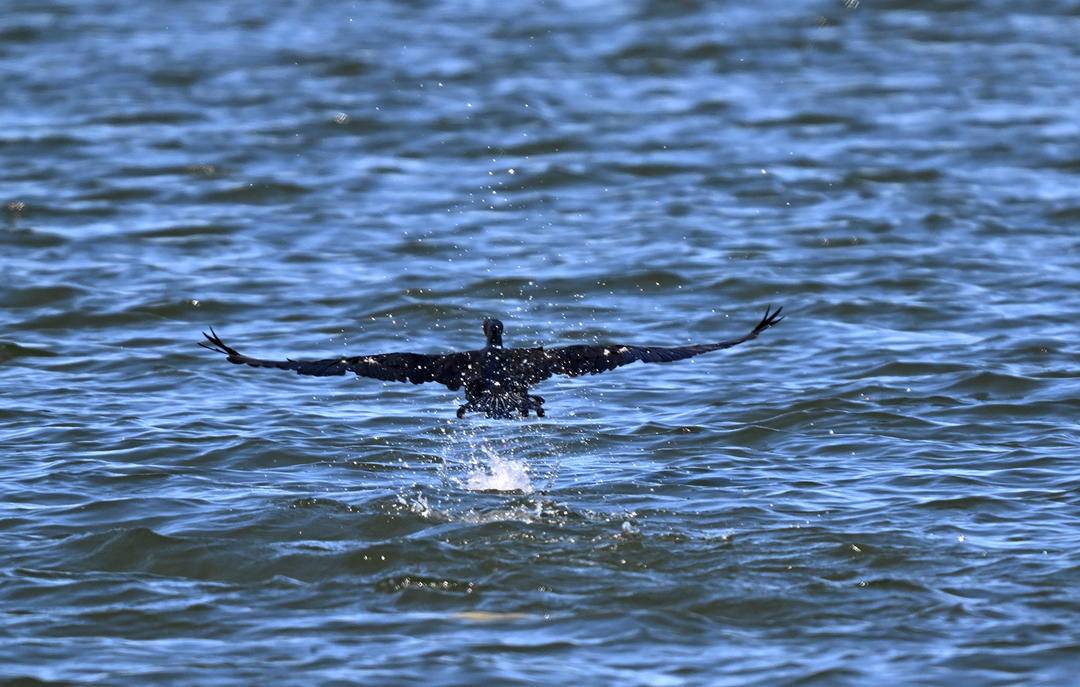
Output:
[
  {"xmin": 436, "ymin": 422, "xmax": 559, "ymax": 494},
  {"xmin": 464, "ymin": 449, "xmax": 533, "ymax": 493},
  {"xmin": 396, "ymin": 491, "xmax": 439, "ymax": 519}
]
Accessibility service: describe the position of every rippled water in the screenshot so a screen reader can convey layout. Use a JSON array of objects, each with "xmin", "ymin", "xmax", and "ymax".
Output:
[{"xmin": 3, "ymin": 1, "xmax": 1079, "ymax": 684}]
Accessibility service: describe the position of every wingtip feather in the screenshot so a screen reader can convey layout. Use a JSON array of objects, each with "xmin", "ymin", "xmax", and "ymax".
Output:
[{"xmin": 198, "ymin": 326, "xmax": 242, "ymax": 358}]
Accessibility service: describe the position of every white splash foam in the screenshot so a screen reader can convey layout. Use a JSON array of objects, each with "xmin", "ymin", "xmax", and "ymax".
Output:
[
  {"xmin": 396, "ymin": 491, "xmax": 442, "ymax": 520},
  {"xmin": 437, "ymin": 422, "xmax": 546, "ymax": 494},
  {"xmin": 465, "ymin": 455, "xmax": 533, "ymax": 493}
]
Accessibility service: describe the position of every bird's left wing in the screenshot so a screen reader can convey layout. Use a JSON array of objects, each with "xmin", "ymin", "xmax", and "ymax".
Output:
[
  {"xmin": 199, "ymin": 328, "xmax": 474, "ymax": 390},
  {"xmin": 514, "ymin": 305, "xmax": 783, "ymax": 383}
]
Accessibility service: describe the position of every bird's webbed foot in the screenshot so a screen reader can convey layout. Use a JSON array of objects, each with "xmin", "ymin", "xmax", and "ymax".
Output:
[{"xmin": 456, "ymin": 405, "xmax": 468, "ymax": 419}]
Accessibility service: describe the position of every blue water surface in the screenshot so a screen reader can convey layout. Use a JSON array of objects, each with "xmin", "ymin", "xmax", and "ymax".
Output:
[{"xmin": 2, "ymin": 1, "xmax": 1079, "ymax": 685}]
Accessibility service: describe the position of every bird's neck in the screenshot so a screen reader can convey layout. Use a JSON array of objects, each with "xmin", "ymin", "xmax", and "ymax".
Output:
[{"xmin": 486, "ymin": 334, "xmax": 503, "ymax": 348}]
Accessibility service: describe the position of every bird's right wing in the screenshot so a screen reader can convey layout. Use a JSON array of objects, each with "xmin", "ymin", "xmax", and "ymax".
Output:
[
  {"xmin": 514, "ymin": 305, "xmax": 783, "ymax": 383},
  {"xmin": 199, "ymin": 328, "xmax": 475, "ymax": 390}
]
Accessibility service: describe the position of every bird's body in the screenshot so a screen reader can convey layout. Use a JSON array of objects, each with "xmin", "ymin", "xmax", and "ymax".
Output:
[
  {"xmin": 199, "ymin": 307, "xmax": 783, "ymax": 418},
  {"xmin": 456, "ymin": 344, "xmax": 545, "ymax": 418}
]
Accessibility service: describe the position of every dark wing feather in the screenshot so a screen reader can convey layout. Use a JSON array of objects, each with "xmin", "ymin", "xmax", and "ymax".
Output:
[
  {"xmin": 516, "ymin": 305, "xmax": 783, "ymax": 383},
  {"xmin": 199, "ymin": 328, "xmax": 474, "ymax": 390}
]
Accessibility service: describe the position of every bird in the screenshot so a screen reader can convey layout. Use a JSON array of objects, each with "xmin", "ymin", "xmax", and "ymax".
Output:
[{"xmin": 199, "ymin": 305, "xmax": 783, "ymax": 419}]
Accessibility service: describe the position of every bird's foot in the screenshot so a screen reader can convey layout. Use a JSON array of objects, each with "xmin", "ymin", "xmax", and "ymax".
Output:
[
  {"xmin": 529, "ymin": 395, "xmax": 545, "ymax": 417},
  {"xmin": 456, "ymin": 405, "xmax": 468, "ymax": 419}
]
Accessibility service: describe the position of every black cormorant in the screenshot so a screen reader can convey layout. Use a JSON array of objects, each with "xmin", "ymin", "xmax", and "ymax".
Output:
[{"xmin": 199, "ymin": 305, "xmax": 783, "ymax": 419}]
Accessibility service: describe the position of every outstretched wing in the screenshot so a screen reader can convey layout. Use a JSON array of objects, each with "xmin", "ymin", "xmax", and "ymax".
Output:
[
  {"xmin": 516, "ymin": 305, "xmax": 783, "ymax": 383},
  {"xmin": 199, "ymin": 328, "xmax": 474, "ymax": 390}
]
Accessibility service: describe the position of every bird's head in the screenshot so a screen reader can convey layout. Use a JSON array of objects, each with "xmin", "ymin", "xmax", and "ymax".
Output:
[{"xmin": 482, "ymin": 318, "xmax": 504, "ymax": 347}]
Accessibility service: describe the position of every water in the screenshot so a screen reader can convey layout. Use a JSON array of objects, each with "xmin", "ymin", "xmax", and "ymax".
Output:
[{"xmin": 2, "ymin": 0, "xmax": 1079, "ymax": 684}]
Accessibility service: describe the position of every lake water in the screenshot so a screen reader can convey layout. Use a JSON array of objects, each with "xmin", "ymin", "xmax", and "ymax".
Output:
[{"xmin": 2, "ymin": 1, "xmax": 1079, "ymax": 685}]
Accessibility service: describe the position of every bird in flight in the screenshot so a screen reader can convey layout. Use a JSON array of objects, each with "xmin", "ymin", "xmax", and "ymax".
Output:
[{"xmin": 200, "ymin": 305, "xmax": 783, "ymax": 419}]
